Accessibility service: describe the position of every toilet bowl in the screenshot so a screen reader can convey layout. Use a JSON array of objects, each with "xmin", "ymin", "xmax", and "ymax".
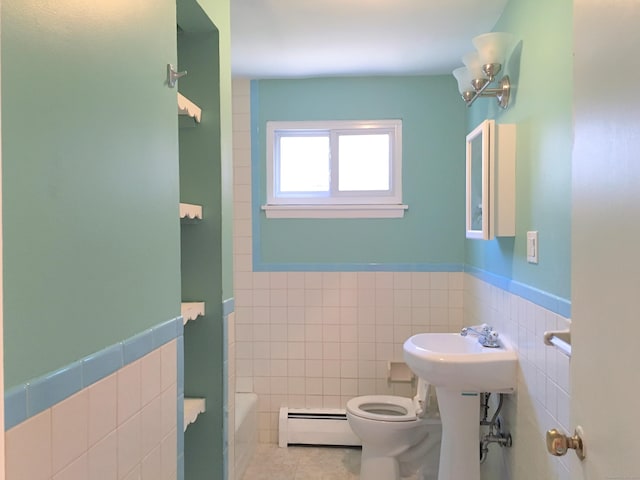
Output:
[{"xmin": 346, "ymin": 379, "xmax": 442, "ymax": 480}]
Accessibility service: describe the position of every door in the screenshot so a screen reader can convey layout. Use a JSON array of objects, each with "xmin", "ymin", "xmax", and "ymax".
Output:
[{"xmin": 571, "ymin": 0, "xmax": 640, "ymax": 478}]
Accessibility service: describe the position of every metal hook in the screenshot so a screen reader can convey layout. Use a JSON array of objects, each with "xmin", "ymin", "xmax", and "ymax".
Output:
[{"xmin": 167, "ymin": 64, "xmax": 187, "ymax": 88}]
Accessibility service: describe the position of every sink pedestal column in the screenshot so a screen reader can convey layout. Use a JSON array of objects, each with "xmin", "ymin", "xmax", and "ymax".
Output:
[{"xmin": 435, "ymin": 388, "xmax": 481, "ymax": 480}]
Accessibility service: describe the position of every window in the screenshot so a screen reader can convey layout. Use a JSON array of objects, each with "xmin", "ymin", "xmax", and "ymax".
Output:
[{"xmin": 263, "ymin": 120, "xmax": 407, "ymax": 218}]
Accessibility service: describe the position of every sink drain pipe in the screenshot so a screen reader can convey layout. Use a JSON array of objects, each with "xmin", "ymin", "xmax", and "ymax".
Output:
[{"xmin": 479, "ymin": 393, "xmax": 513, "ymax": 464}]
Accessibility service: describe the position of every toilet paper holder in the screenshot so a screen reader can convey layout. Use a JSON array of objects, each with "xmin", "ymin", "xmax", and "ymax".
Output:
[{"xmin": 387, "ymin": 361, "xmax": 415, "ymax": 386}]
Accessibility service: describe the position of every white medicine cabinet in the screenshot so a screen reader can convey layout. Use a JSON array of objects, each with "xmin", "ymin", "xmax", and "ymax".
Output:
[{"xmin": 466, "ymin": 119, "xmax": 516, "ymax": 240}]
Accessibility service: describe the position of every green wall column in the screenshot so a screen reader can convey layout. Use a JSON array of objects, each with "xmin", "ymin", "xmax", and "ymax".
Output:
[
  {"xmin": 177, "ymin": 14, "xmax": 224, "ymax": 480},
  {"xmin": 196, "ymin": 0, "xmax": 234, "ymax": 301}
]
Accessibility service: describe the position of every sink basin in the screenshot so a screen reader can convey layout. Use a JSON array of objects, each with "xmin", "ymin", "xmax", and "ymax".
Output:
[
  {"xmin": 403, "ymin": 332, "xmax": 518, "ymax": 480},
  {"xmin": 403, "ymin": 333, "xmax": 517, "ymax": 393}
]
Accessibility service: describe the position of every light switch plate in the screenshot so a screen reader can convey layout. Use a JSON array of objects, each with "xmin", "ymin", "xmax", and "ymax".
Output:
[{"xmin": 527, "ymin": 231, "xmax": 538, "ymax": 264}]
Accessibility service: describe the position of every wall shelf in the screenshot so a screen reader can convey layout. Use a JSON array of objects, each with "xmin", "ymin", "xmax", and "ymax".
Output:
[
  {"xmin": 181, "ymin": 302, "xmax": 205, "ymax": 324},
  {"xmin": 179, "ymin": 202, "xmax": 203, "ymax": 220},
  {"xmin": 184, "ymin": 397, "xmax": 206, "ymax": 431},
  {"xmin": 177, "ymin": 92, "xmax": 202, "ymax": 123}
]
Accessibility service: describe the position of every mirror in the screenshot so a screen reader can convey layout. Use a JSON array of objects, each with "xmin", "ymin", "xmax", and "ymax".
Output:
[
  {"xmin": 465, "ymin": 119, "xmax": 516, "ymax": 240},
  {"xmin": 466, "ymin": 120, "xmax": 493, "ymax": 239}
]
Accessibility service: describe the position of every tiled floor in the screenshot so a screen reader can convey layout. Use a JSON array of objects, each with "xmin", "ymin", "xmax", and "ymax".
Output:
[
  {"xmin": 241, "ymin": 444, "xmax": 421, "ymax": 480},
  {"xmin": 241, "ymin": 444, "xmax": 361, "ymax": 480}
]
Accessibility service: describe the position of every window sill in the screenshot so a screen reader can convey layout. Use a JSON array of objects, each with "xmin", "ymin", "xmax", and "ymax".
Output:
[{"xmin": 261, "ymin": 204, "xmax": 408, "ymax": 219}]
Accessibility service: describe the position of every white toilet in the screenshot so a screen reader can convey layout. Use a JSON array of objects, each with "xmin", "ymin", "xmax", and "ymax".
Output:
[{"xmin": 346, "ymin": 379, "xmax": 442, "ymax": 480}]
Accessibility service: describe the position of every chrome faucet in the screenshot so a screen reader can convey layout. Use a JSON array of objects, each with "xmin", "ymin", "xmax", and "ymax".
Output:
[{"xmin": 460, "ymin": 323, "xmax": 500, "ymax": 348}]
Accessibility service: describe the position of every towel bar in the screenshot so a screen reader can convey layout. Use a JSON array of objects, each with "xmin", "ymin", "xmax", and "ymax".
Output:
[{"xmin": 543, "ymin": 329, "xmax": 571, "ymax": 357}]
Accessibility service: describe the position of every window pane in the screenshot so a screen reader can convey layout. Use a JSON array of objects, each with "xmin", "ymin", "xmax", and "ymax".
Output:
[
  {"xmin": 279, "ymin": 136, "xmax": 330, "ymax": 192},
  {"xmin": 338, "ymin": 134, "xmax": 390, "ymax": 191}
]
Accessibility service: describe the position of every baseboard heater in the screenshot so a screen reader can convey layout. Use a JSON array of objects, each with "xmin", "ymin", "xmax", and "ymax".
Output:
[{"xmin": 278, "ymin": 407, "xmax": 362, "ymax": 447}]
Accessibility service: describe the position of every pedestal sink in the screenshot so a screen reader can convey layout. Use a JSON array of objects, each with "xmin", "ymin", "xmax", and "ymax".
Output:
[{"xmin": 403, "ymin": 332, "xmax": 517, "ymax": 480}]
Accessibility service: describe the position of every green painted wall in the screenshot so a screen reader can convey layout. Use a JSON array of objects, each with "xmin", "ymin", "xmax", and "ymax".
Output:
[
  {"xmin": 177, "ymin": 22, "xmax": 225, "ymax": 480},
  {"xmin": 175, "ymin": 2, "xmax": 231, "ymax": 478},
  {"xmin": 465, "ymin": 0, "xmax": 573, "ymax": 301},
  {"xmin": 253, "ymin": 76, "xmax": 467, "ymax": 267},
  {"xmin": 197, "ymin": 0, "xmax": 234, "ymax": 301},
  {"xmin": 2, "ymin": 0, "xmax": 181, "ymax": 388}
]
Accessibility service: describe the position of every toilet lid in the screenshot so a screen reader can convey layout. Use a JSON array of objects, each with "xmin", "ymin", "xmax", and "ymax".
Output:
[{"xmin": 346, "ymin": 395, "xmax": 417, "ymax": 422}]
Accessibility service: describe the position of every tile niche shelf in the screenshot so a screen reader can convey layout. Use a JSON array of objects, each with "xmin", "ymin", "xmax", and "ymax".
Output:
[
  {"xmin": 181, "ymin": 302, "xmax": 205, "ymax": 325},
  {"xmin": 177, "ymin": 92, "xmax": 202, "ymax": 123},
  {"xmin": 179, "ymin": 203, "xmax": 205, "ymax": 432},
  {"xmin": 184, "ymin": 397, "xmax": 206, "ymax": 431},
  {"xmin": 180, "ymin": 245, "xmax": 206, "ymax": 430},
  {"xmin": 179, "ymin": 202, "xmax": 203, "ymax": 220}
]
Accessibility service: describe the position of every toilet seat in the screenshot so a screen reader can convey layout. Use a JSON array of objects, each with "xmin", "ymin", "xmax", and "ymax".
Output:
[{"xmin": 346, "ymin": 395, "xmax": 418, "ymax": 422}]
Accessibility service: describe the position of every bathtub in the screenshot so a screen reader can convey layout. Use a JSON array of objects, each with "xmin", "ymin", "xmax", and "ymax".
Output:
[{"xmin": 234, "ymin": 392, "xmax": 257, "ymax": 479}]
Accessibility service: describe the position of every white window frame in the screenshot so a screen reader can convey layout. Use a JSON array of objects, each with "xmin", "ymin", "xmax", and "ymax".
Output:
[{"xmin": 262, "ymin": 119, "xmax": 408, "ymax": 219}]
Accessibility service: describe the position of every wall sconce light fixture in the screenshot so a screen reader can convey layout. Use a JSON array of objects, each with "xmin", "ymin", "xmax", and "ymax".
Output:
[{"xmin": 453, "ymin": 32, "xmax": 515, "ymax": 109}]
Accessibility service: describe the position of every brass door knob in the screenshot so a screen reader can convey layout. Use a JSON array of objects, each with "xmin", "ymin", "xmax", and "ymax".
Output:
[{"xmin": 546, "ymin": 427, "xmax": 586, "ymax": 460}]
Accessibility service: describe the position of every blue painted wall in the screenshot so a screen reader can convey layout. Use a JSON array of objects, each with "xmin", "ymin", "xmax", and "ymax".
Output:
[
  {"xmin": 465, "ymin": 0, "xmax": 573, "ymax": 303},
  {"xmin": 248, "ymin": 0, "xmax": 572, "ymax": 311},
  {"xmin": 251, "ymin": 76, "xmax": 467, "ymax": 270}
]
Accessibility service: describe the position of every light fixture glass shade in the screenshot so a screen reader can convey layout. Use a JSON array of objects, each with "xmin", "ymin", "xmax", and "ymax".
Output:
[
  {"xmin": 452, "ymin": 67, "xmax": 474, "ymax": 94},
  {"xmin": 462, "ymin": 52, "xmax": 485, "ymax": 79},
  {"xmin": 472, "ymin": 32, "xmax": 515, "ymax": 66}
]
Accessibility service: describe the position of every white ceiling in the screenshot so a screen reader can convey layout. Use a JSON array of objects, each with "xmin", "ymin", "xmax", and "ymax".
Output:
[{"xmin": 230, "ymin": 0, "xmax": 509, "ymax": 79}]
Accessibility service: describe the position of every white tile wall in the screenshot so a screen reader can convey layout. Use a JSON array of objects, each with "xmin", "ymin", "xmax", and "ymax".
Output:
[
  {"xmin": 235, "ymin": 269, "xmax": 464, "ymax": 443},
  {"xmin": 227, "ymin": 311, "xmax": 237, "ymax": 480},
  {"xmin": 466, "ymin": 276, "xmax": 572, "ymax": 480},
  {"xmin": 230, "ymin": 78, "xmax": 252, "ymax": 479},
  {"xmin": 5, "ymin": 340, "xmax": 178, "ymax": 480}
]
